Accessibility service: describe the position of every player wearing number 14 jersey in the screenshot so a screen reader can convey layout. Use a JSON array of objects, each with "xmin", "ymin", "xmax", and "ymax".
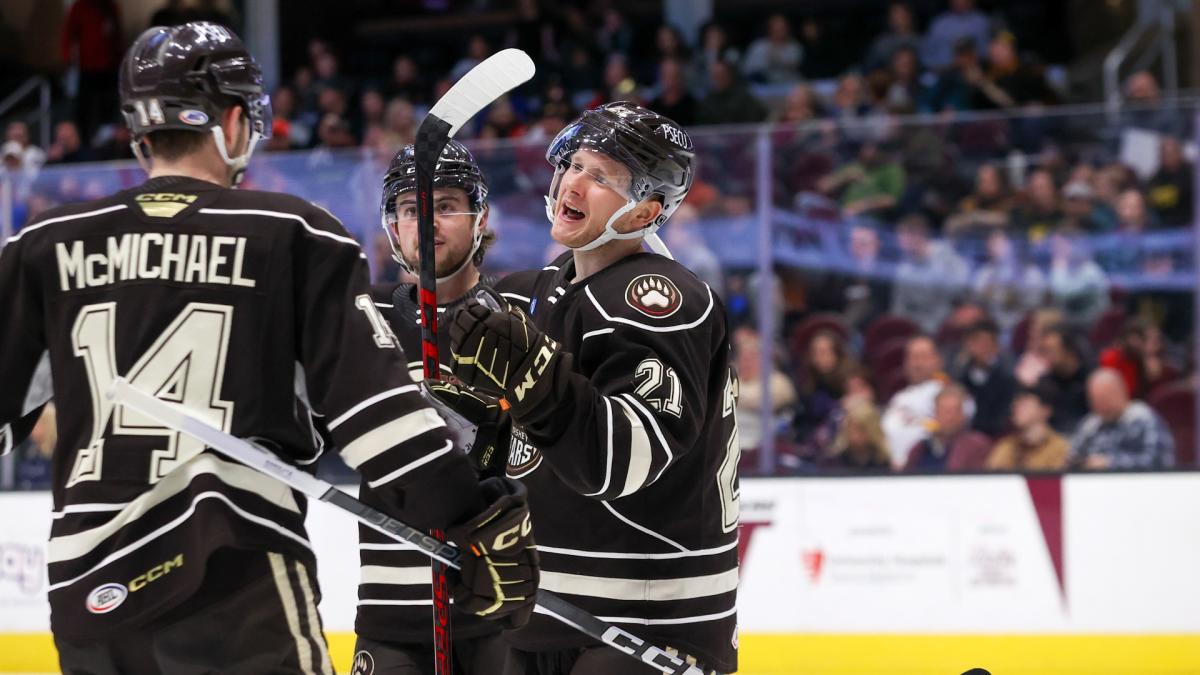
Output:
[
  {"xmin": 0, "ymin": 22, "xmax": 537, "ymax": 675},
  {"xmin": 446, "ymin": 102, "xmax": 740, "ymax": 674}
]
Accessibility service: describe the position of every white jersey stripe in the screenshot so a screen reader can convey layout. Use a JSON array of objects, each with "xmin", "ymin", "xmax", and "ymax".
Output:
[
  {"xmin": 340, "ymin": 408, "xmax": 445, "ymax": 469},
  {"xmin": 366, "ymin": 439, "xmax": 454, "ymax": 489},
  {"xmin": 51, "ymin": 502, "xmax": 129, "ymax": 519},
  {"xmin": 49, "ymin": 454, "xmax": 300, "ymax": 563},
  {"xmin": 8, "ymin": 204, "xmax": 128, "ymax": 243},
  {"xmin": 601, "ymin": 502, "xmax": 687, "ymax": 552},
  {"xmin": 199, "ymin": 208, "xmax": 361, "ymax": 249},
  {"xmin": 47, "ymin": 491, "xmax": 312, "ymax": 592},
  {"xmin": 359, "ymin": 599, "xmax": 437, "ymax": 607},
  {"xmin": 328, "ymin": 384, "xmax": 419, "ymax": 430},
  {"xmin": 612, "ymin": 397, "xmax": 652, "ymax": 498},
  {"xmin": 536, "ymin": 539, "xmax": 738, "ymax": 560},
  {"xmin": 583, "ymin": 284, "xmax": 714, "ymax": 333},
  {"xmin": 540, "ymin": 568, "xmax": 739, "ymax": 602},
  {"xmin": 619, "ymin": 393, "xmax": 675, "ymax": 485},
  {"xmin": 294, "ymin": 560, "xmax": 334, "ymax": 675},
  {"xmin": 595, "ymin": 605, "xmax": 739, "ymax": 626},
  {"xmin": 500, "ymin": 292, "xmax": 530, "ymax": 303},
  {"xmin": 583, "ymin": 397, "xmax": 615, "ymax": 498},
  {"xmin": 360, "ymin": 565, "xmax": 434, "ymax": 586},
  {"xmin": 269, "ymin": 553, "xmax": 316, "ymax": 675},
  {"xmin": 582, "ymin": 328, "xmax": 615, "ymax": 341}
]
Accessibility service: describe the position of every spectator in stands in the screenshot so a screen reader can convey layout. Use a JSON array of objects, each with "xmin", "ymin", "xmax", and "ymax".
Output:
[
  {"xmin": 1071, "ymin": 368, "xmax": 1174, "ymax": 469},
  {"xmin": 734, "ymin": 327, "xmax": 798, "ymax": 453},
  {"xmin": 696, "ymin": 59, "xmax": 768, "ymax": 126},
  {"xmin": 315, "ymin": 113, "xmax": 356, "ymax": 149},
  {"xmin": 882, "ymin": 335, "xmax": 947, "ymax": 467},
  {"xmin": 881, "ymin": 45, "xmax": 925, "ymax": 113},
  {"xmin": 921, "ymin": 37, "xmax": 988, "ymax": 112},
  {"xmin": 828, "ymin": 73, "xmax": 873, "ymax": 121},
  {"xmin": 922, "ymin": 0, "xmax": 991, "ymax": 71},
  {"xmin": 311, "ymin": 50, "xmax": 348, "ymax": 102},
  {"xmin": 61, "ymin": 0, "xmax": 122, "ymax": 143},
  {"xmin": 1059, "ymin": 180, "xmax": 1105, "ymax": 232},
  {"xmin": 479, "ymin": 96, "xmax": 527, "ymax": 139},
  {"xmin": 891, "ymin": 214, "xmax": 970, "ymax": 333},
  {"xmin": 811, "ymin": 222, "xmax": 891, "ymax": 330},
  {"xmin": 452, "ymin": 35, "xmax": 491, "ymax": 83},
  {"xmin": 827, "ymin": 399, "xmax": 893, "ymax": 471},
  {"xmin": 1046, "ymin": 226, "xmax": 1109, "ymax": 329},
  {"xmin": 867, "ymin": 2, "xmax": 922, "ymax": 71},
  {"xmin": 980, "ymin": 31, "xmax": 1057, "ymax": 109},
  {"xmin": 382, "ymin": 97, "xmax": 417, "ymax": 148},
  {"xmin": 798, "ymin": 17, "xmax": 848, "ymax": 80},
  {"xmin": 945, "ymin": 163, "xmax": 1013, "ymax": 236},
  {"xmin": 954, "ymin": 318, "xmax": 1017, "ymax": 438},
  {"xmin": 596, "ymin": 7, "xmax": 634, "ymax": 56},
  {"xmin": 662, "ymin": 204, "xmax": 723, "ymax": 296},
  {"xmin": 357, "ymin": 88, "xmax": 387, "ymax": 143},
  {"xmin": 818, "ymin": 141, "xmax": 905, "ymax": 217},
  {"xmin": 650, "ymin": 58, "xmax": 696, "ymax": 127},
  {"xmin": 985, "ymin": 384, "xmax": 1069, "ymax": 470},
  {"xmin": 777, "ymin": 83, "xmax": 823, "ymax": 124},
  {"xmin": 1146, "ymin": 136, "xmax": 1193, "ymax": 227},
  {"xmin": 1098, "ymin": 318, "xmax": 1152, "ymax": 398},
  {"xmin": 1113, "ymin": 188, "xmax": 1159, "ymax": 234},
  {"xmin": 585, "ymin": 53, "xmax": 639, "ymax": 110},
  {"xmin": 653, "ymin": 24, "xmax": 691, "ymax": 64},
  {"xmin": 795, "ymin": 329, "xmax": 859, "ymax": 440},
  {"xmin": 1012, "ymin": 169, "xmax": 1062, "ymax": 242},
  {"xmin": 972, "ymin": 229, "xmax": 1045, "ymax": 334},
  {"xmin": 388, "ymin": 55, "xmax": 427, "ymax": 105},
  {"xmin": 1015, "ymin": 309, "xmax": 1063, "ymax": 386},
  {"xmin": 4, "ymin": 122, "xmax": 45, "ymax": 171},
  {"xmin": 904, "ymin": 383, "xmax": 991, "ymax": 471},
  {"xmin": 803, "ymin": 364, "xmax": 876, "ymax": 460},
  {"xmin": 694, "ymin": 21, "xmax": 741, "ymax": 90},
  {"xmin": 45, "ymin": 121, "xmax": 93, "ymax": 164},
  {"xmin": 742, "ymin": 13, "xmax": 803, "ymax": 84},
  {"xmin": 1036, "ymin": 324, "xmax": 1091, "ymax": 434},
  {"xmin": 1121, "ymin": 70, "xmax": 1183, "ymax": 135}
]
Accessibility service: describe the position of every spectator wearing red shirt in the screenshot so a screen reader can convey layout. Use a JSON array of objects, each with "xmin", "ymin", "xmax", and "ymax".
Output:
[
  {"xmin": 1098, "ymin": 318, "xmax": 1152, "ymax": 398},
  {"xmin": 61, "ymin": 0, "xmax": 123, "ymax": 143}
]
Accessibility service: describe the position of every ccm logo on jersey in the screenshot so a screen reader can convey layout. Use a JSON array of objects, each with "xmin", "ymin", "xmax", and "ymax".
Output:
[
  {"xmin": 85, "ymin": 554, "xmax": 184, "ymax": 613},
  {"xmin": 625, "ymin": 274, "xmax": 683, "ymax": 318}
]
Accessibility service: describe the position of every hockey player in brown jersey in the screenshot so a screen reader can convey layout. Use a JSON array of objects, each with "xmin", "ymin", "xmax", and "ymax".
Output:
[
  {"xmin": 353, "ymin": 140, "xmax": 517, "ymax": 673},
  {"xmin": 446, "ymin": 103, "xmax": 740, "ymax": 674},
  {"xmin": 0, "ymin": 22, "xmax": 536, "ymax": 675}
]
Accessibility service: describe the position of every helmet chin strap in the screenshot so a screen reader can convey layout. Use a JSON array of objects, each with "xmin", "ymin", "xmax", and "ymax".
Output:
[
  {"xmin": 210, "ymin": 122, "xmax": 261, "ymax": 187},
  {"xmin": 545, "ymin": 195, "xmax": 675, "ymax": 259}
]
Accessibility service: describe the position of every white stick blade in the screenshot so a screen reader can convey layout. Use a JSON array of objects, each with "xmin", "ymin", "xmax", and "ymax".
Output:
[{"xmin": 429, "ymin": 48, "xmax": 536, "ymax": 137}]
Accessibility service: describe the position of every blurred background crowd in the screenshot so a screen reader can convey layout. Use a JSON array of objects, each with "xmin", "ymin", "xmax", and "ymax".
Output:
[{"xmin": 1, "ymin": 0, "xmax": 1197, "ymax": 487}]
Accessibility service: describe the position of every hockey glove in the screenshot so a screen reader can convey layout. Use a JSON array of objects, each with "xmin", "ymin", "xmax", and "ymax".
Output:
[
  {"xmin": 446, "ymin": 476, "xmax": 539, "ymax": 628},
  {"xmin": 422, "ymin": 379, "xmax": 511, "ymax": 475},
  {"xmin": 449, "ymin": 299, "xmax": 564, "ymax": 418}
]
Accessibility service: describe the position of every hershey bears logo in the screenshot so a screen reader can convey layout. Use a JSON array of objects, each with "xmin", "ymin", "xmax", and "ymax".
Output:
[
  {"xmin": 625, "ymin": 274, "xmax": 683, "ymax": 319},
  {"xmin": 507, "ymin": 425, "xmax": 542, "ymax": 477},
  {"xmin": 351, "ymin": 650, "xmax": 375, "ymax": 675}
]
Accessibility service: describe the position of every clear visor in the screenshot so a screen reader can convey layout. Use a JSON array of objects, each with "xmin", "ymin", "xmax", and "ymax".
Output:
[
  {"xmin": 387, "ymin": 194, "xmax": 482, "ymax": 225},
  {"xmin": 547, "ymin": 151, "xmax": 635, "ymax": 208}
]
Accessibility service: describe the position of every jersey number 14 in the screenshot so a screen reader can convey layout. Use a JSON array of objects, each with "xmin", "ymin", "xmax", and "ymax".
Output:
[{"xmin": 68, "ymin": 302, "xmax": 235, "ymax": 486}]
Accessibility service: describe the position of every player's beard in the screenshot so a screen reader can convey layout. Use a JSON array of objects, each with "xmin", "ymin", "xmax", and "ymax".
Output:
[{"xmin": 402, "ymin": 240, "xmax": 472, "ymax": 278}]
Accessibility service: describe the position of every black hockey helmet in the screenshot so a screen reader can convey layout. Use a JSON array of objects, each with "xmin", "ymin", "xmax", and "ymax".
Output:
[
  {"xmin": 380, "ymin": 139, "xmax": 488, "ymax": 224},
  {"xmin": 545, "ymin": 101, "xmax": 694, "ymax": 228},
  {"xmin": 380, "ymin": 139, "xmax": 490, "ymax": 278},
  {"xmin": 119, "ymin": 22, "xmax": 271, "ymax": 143}
]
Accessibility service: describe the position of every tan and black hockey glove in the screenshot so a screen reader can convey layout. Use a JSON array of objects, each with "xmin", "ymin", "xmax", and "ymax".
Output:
[
  {"xmin": 446, "ymin": 476, "xmax": 539, "ymax": 628},
  {"xmin": 422, "ymin": 379, "xmax": 510, "ymax": 476},
  {"xmin": 448, "ymin": 299, "xmax": 565, "ymax": 419}
]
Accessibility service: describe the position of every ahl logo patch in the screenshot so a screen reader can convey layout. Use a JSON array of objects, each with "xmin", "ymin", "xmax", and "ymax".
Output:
[
  {"xmin": 625, "ymin": 274, "xmax": 683, "ymax": 319},
  {"xmin": 350, "ymin": 650, "xmax": 375, "ymax": 675},
  {"xmin": 178, "ymin": 109, "xmax": 209, "ymax": 126},
  {"xmin": 86, "ymin": 582, "xmax": 128, "ymax": 614}
]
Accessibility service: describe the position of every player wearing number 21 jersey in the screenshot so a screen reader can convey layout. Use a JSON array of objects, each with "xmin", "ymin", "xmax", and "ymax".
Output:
[
  {"xmin": 446, "ymin": 102, "xmax": 740, "ymax": 674},
  {"xmin": 0, "ymin": 21, "xmax": 536, "ymax": 675}
]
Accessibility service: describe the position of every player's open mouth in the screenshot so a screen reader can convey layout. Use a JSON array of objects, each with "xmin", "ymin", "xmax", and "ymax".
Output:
[{"xmin": 559, "ymin": 201, "xmax": 586, "ymax": 222}]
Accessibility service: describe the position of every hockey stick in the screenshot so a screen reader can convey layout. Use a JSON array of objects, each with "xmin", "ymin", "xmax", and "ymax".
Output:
[
  {"xmin": 109, "ymin": 379, "xmax": 707, "ymax": 675},
  {"xmin": 414, "ymin": 47, "xmax": 536, "ymax": 674}
]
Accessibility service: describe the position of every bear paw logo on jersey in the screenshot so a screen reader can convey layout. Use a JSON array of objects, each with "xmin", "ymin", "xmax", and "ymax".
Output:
[
  {"xmin": 86, "ymin": 582, "xmax": 128, "ymax": 614},
  {"xmin": 350, "ymin": 650, "xmax": 375, "ymax": 675},
  {"xmin": 625, "ymin": 274, "xmax": 683, "ymax": 319}
]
